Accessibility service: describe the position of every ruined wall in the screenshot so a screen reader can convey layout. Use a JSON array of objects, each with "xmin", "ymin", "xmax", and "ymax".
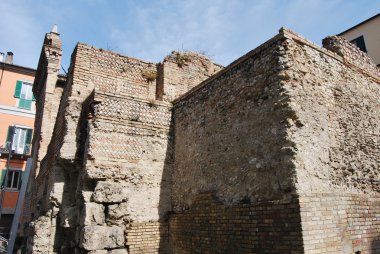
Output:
[
  {"xmin": 23, "ymin": 30, "xmax": 64, "ymax": 242},
  {"xmin": 78, "ymin": 47, "xmax": 219, "ymax": 253},
  {"xmin": 171, "ymin": 32, "xmax": 303, "ymax": 253},
  {"xmin": 157, "ymin": 51, "xmax": 222, "ymax": 101},
  {"xmin": 280, "ymin": 30, "xmax": 380, "ymax": 195},
  {"xmin": 279, "ymin": 30, "xmax": 380, "ymax": 253},
  {"xmin": 172, "ymin": 32, "xmax": 296, "ymax": 210},
  {"xmin": 27, "ymin": 27, "xmax": 379, "ymax": 254},
  {"xmin": 26, "ymin": 35, "xmax": 220, "ymax": 253},
  {"xmin": 170, "ymin": 28, "xmax": 380, "ymax": 253}
]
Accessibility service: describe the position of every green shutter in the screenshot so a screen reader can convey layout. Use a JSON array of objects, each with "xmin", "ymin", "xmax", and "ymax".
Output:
[
  {"xmin": 18, "ymin": 171, "xmax": 23, "ymax": 190},
  {"xmin": 14, "ymin": 80, "xmax": 22, "ymax": 98},
  {"xmin": 6, "ymin": 126, "xmax": 13, "ymax": 148},
  {"xmin": 24, "ymin": 129, "xmax": 33, "ymax": 154},
  {"xmin": 0, "ymin": 169, "xmax": 6, "ymax": 188},
  {"xmin": 19, "ymin": 99, "xmax": 32, "ymax": 110}
]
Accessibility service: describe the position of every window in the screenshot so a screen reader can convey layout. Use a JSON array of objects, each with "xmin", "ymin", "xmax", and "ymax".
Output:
[
  {"xmin": 350, "ymin": 36, "xmax": 367, "ymax": 53},
  {"xmin": 1, "ymin": 169, "xmax": 22, "ymax": 190},
  {"xmin": 5, "ymin": 126, "xmax": 33, "ymax": 154},
  {"xmin": 14, "ymin": 80, "xmax": 35, "ymax": 110}
]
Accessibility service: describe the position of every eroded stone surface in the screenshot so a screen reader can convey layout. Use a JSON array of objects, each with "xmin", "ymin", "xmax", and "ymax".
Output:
[
  {"xmin": 80, "ymin": 225, "xmax": 124, "ymax": 250},
  {"xmin": 79, "ymin": 202, "xmax": 105, "ymax": 226},
  {"xmin": 26, "ymin": 27, "xmax": 380, "ymax": 254},
  {"xmin": 92, "ymin": 181, "xmax": 129, "ymax": 203}
]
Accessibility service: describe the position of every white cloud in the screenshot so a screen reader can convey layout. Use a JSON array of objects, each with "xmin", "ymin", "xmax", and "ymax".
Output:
[{"xmin": 1, "ymin": 0, "xmax": 379, "ymax": 69}]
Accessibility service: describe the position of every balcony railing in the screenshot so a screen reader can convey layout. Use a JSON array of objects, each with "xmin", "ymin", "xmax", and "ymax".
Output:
[
  {"xmin": 0, "ymin": 144, "xmax": 31, "ymax": 156},
  {"xmin": 0, "ymin": 235, "xmax": 7, "ymax": 253}
]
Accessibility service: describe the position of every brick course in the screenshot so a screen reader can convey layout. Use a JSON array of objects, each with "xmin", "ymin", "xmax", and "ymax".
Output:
[{"xmin": 25, "ymin": 27, "xmax": 380, "ymax": 253}]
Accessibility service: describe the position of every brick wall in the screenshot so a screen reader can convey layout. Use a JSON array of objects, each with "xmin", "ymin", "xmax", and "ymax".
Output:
[
  {"xmin": 300, "ymin": 194, "xmax": 380, "ymax": 253},
  {"xmin": 170, "ymin": 28, "xmax": 380, "ymax": 254},
  {"xmin": 125, "ymin": 222, "xmax": 169, "ymax": 254},
  {"xmin": 157, "ymin": 51, "xmax": 222, "ymax": 101},
  {"xmin": 26, "ymin": 27, "xmax": 380, "ymax": 253},
  {"xmin": 170, "ymin": 193, "xmax": 303, "ymax": 253}
]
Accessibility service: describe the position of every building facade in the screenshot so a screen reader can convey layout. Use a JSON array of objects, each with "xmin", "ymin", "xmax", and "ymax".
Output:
[
  {"xmin": 25, "ymin": 27, "xmax": 379, "ymax": 254},
  {"xmin": 0, "ymin": 53, "xmax": 35, "ymax": 238},
  {"xmin": 338, "ymin": 13, "xmax": 380, "ymax": 66}
]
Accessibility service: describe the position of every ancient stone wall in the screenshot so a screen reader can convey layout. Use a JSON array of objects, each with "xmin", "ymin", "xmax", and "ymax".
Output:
[
  {"xmin": 77, "ymin": 47, "xmax": 218, "ymax": 253},
  {"xmin": 280, "ymin": 30, "xmax": 380, "ymax": 195},
  {"xmin": 171, "ymin": 30, "xmax": 303, "ymax": 253},
  {"xmin": 280, "ymin": 29, "xmax": 380, "ymax": 253},
  {"xmin": 26, "ymin": 27, "xmax": 379, "ymax": 254},
  {"xmin": 170, "ymin": 28, "xmax": 380, "ymax": 253},
  {"xmin": 323, "ymin": 35, "xmax": 380, "ymax": 78},
  {"xmin": 23, "ymin": 29, "xmax": 64, "ymax": 242},
  {"xmin": 157, "ymin": 51, "xmax": 222, "ymax": 101},
  {"xmin": 172, "ymin": 32, "xmax": 296, "ymax": 210},
  {"xmin": 26, "ymin": 35, "xmax": 220, "ymax": 253}
]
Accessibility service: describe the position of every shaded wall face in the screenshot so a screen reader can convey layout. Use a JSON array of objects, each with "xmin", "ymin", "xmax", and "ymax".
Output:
[
  {"xmin": 77, "ymin": 47, "xmax": 225, "ymax": 253},
  {"xmin": 172, "ymin": 38, "xmax": 297, "ymax": 211},
  {"xmin": 170, "ymin": 37, "xmax": 304, "ymax": 253},
  {"xmin": 170, "ymin": 194, "xmax": 303, "ymax": 254}
]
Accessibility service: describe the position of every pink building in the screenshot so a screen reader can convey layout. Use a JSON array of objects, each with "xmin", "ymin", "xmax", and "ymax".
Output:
[{"xmin": 0, "ymin": 52, "xmax": 35, "ymax": 238}]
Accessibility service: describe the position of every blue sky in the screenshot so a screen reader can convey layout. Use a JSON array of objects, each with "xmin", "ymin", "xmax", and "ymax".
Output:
[{"xmin": 0, "ymin": 0, "xmax": 379, "ymax": 71}]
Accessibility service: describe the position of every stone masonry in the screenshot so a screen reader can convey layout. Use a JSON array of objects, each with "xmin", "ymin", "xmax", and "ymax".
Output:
[{"xmin": 24, "ymin": 27, "xmax": 379, "ymax": 253}]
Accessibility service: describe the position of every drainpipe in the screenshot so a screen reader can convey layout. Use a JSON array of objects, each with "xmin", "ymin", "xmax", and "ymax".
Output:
[{"xmin": 0, "ymin": 52, "xmax": 5, "ymax": 88}]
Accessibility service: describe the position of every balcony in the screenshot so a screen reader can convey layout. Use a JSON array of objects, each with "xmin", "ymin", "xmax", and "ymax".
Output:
[{"xmin": 0, "ymin": 145, "xmax": 31, "ymax": 160}]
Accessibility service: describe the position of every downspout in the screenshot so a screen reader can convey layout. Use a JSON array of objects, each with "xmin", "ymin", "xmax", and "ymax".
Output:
[{"xmin": 0, "ymin": 52, "xmax": 5, "ymax": 88}]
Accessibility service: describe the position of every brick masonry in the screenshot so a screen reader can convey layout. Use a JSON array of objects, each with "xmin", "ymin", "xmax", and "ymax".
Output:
[
  {"xmin": 299, "ymin": 194, "xmax": 380, "ymax": 253},
  {"xmin": 24, "ymin": 27, "xmax": 380, "ymax": 254},
  {"xmin": 170, "ymin": 194, "xmax": 303, "ymax": 254}
]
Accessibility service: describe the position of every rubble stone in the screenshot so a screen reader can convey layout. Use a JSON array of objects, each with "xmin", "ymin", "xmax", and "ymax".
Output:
[
  {"xmin": 79, "ymin": 202, "xmax": 105, "ymax": 226},
  {"xmin": 25, "ymin": 27, "xmax": 380, "ymax": 253},
  {"xmin": 80, "ymin": 225, "xmax": 124, "ymax": 250}
]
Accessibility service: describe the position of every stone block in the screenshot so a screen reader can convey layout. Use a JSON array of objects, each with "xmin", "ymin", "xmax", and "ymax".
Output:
[
  {"xmin": 80, "ymin": 225, "xmax": 124, "ymax": 251},
  {"xmin": 92, "ymin": 181, "xmax": 129, "ymax": 203},
  {"xmin": 88, "ymin": 251, "xmax": 107, "ymax": 254},
  {"xmin": 108, "ymin": 249, "xmax": 129, "ymax": 254},
  {"xmin": 79, "ymin": 202, "xmax": 105, "ymax": 226},
  {"xmin": 108, "ymin": 202, "xmax": 129, "ymax": 223}
]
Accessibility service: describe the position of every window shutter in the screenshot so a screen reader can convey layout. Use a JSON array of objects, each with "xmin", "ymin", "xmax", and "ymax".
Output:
[
  {"xmin": 25, "ymin": 99, "xmax": 32, "ymax": 110},
  {"xmin": 350, "ymin": 36, "xmax": 367, "ymax": 53},
  {"xmin": 19, "ymin": 99, "xmax": 24, "ymax": 109},
  {"xmin": 0, "ymin": 169, "xmax": 6, "ymax": 188},
  {"xmin": 24, "ymin": 129, "xmax": 33, "ymax": 154},
  {"xmin": 19, "ymin": 99, "xmax": 32, "ymax": 110},
  {"xmin": 356, "ymin": 37, "xmax": 367, "ymax": 52},
  {"xmin": 18, "ymin": 171, "xmax": 23, "ymax": 190},
  {"xmin": 6, "ymin": 126, "xmax": 13, "ymax": 148},
  {"xmin": 14, "ymin": 80, "xmax": 22, "ymax": 98}
]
